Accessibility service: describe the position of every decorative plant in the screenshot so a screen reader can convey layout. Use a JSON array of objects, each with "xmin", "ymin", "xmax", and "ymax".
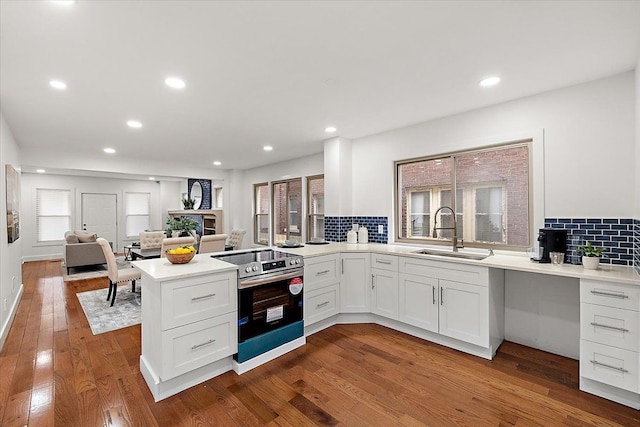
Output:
[
  {"xmin": 177, "ymin": 217, "xmax": 199, "ymax": 234},
  {"xmin": 165, "ymin": 217, "xmax": 180, "ymax": 236},
  {"xmin": 182, "ymin": 197, "xmax": 196, "ymax": 209},
  {"xmin": 576, "ymin": 241, "xmax": 607, "ymax": 258}
]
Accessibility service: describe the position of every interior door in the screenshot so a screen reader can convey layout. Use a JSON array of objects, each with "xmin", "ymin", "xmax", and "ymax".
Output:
[{"xmin": 82, "ymin": 193, "xmax": 117, "ymax": 250}]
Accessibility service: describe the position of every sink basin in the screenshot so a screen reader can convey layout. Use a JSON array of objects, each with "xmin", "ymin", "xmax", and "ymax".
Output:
[{"xmin": 412, "ymin": 249, "xmax": 489, "ymax": 261}]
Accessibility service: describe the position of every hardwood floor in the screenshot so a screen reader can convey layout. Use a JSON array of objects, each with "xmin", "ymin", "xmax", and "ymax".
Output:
[{"xmin": 1, "ymin": 260, "xmax": 638, "ymax": 426}]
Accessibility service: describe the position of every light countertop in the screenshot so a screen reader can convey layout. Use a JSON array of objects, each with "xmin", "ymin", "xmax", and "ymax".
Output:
[{"xmin": 132, "ymin": 242, "xmax": 639, "ymax": 286}]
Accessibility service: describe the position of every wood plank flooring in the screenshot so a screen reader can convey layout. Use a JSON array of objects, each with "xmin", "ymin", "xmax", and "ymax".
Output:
[{"xmin": 1, "ymin": 260, "xmax": 639, "ymax": 426}]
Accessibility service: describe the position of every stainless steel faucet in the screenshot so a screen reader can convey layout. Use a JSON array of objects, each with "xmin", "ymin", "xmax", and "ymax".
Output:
[{"xmin": 432, "ymin": 206, "xmax": 460, "ymax": 252}]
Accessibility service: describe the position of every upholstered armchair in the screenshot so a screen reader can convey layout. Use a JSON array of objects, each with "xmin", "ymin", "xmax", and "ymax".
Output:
[
  {"xmin": 139, "ymin": 231, "xmax": 166, "ymax": 249},
  {"xmin": 227, "ymin": 229, "xmax": 246, "ymax": 251}
]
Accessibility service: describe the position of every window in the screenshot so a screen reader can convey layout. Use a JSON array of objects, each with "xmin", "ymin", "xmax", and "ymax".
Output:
[
  {"xmin": 125, "ymin": 192, "xmax": 150, "ymax": 237},
  {"xmin": 396, "ymin": 142, "xmax": 531, "ymax": 249},
  {"xmin": 272, "ymin": 178, "xmax": 302, "ymax": 244},
  {"xmin": 307, "ymin": 175, "xmax": 324, "ymax": 241},
  {"xmin": 254, "ymin": 183, "xmax": 269, "ymax": 245},
  {"xmin": 36, "ymin": 188, "xmax": 72, "ymax": 242}
]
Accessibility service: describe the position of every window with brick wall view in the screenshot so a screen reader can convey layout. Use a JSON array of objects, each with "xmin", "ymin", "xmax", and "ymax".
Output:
[
  {"xmin": 272, "ymin": 178, "xmax": 302, "ymax": 245},
  {"xmin": 254, "ymin": 183, "xmax": 269, "ymax": 245},
  {"xmin": 307, "ymin": 175, "xmax": 324, "ymax": 241},
  {"xmin": 396, "ymin": 142, "xmax": 531, "ymax": 249}
]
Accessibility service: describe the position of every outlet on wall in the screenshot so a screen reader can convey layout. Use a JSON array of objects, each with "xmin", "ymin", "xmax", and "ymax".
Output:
[
  {"xmin": 378, "ymin": 225, "xmax": 384, "ymax": 234},
  {"xmin": 3, "ymin": 298, "xmax": 6, "ymax": 311},
  {"xmin": 12, "ymin": 275, "xmax": 16, "ymax": 293}
]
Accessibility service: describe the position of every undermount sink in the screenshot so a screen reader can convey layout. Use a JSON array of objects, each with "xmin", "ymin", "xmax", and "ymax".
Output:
[{"xmin": 412, "ymin": 249, "xmax": 489, "ymax": 261}]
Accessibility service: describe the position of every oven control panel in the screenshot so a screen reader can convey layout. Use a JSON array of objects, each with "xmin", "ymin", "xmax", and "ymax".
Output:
[{"xmin": 263, "ymin": 260, "xmax": 286, "ymax": 272}]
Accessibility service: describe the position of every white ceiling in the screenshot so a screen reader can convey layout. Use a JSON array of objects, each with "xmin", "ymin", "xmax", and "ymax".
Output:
[{"xmin": 1, "ymin": 1, "xmax": 639, "ymax": 173}]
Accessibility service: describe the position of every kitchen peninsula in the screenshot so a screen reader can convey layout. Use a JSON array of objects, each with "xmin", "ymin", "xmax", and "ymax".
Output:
[{"xmin": 133, "ymin": 243, "xmax": 639, "ymax": 408}]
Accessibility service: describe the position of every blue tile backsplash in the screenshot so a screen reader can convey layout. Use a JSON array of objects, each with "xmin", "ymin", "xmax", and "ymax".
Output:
[
  {"xmin": 545, "ymin": 218, "xmax": 637, "ymax": 267},
  {"xmin": 325, "ymin": 216, "xmax": 388, "ymax": 243},
  {"xmin": 634, "ymin": 218, "xmax": 639, "ymax": 274}
]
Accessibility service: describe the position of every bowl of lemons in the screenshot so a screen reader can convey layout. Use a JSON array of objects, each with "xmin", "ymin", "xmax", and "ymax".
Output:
[{"xmin": 166, "ymin": 245, "xmax": 196, "ymax": 264}]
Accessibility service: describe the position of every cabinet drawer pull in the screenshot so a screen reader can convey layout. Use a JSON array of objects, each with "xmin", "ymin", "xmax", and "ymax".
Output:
[
  {"xmin": 316, "ymin": 301, "xmax": 330, "ymax": 308},
  {"xmin": 376, "ymin": 260, "xmax": 392, "ymax": 265},
  {"xmin": 590, "ymin": 290, "xmax": 629, "ymax": 299},
  {"xmin": 316, "ymin": 270, "xmax": 330, "ymax": 275},
  {"xmin": 590, "ymin": 322, "xmax": 629, "ymax": 333},
  {"xmin": 191, "ymin": 293, "xmax": 216, "ymax": 301},
  {"xmin": 191, "ymin": 339, "xmax": 216, "ymax": 350},
  {"xmin": 589, "ymin": 360, "xmax": 629, "ymax": 373}
]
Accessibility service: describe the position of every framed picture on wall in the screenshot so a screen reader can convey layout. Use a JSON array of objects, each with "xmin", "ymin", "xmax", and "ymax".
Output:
[{"xmin": 5, "ymin": 164, "xmax": 20, "ymax": 243}]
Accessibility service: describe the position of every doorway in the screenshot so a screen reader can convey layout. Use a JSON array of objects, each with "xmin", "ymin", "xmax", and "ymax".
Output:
[{"xmin": 82, "ymin": 193, "xmax": 117, "ymax": 251}]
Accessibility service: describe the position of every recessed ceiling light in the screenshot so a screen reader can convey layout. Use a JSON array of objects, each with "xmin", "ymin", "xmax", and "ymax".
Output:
[
  {"xmin": 480, "ymin": 76, "xmax": 501, "ymax": 87},
  {"xmin": 36, "ymin": 169, "xmax": 46, "ymax": 173},
  {"xmin": 325, "ymin": 126, "xmax": 337, "ymax": 133},
  {"xmin": 165, "ymin": 77, "xmax": 186, "ymax": 89},
  {"xmin": 49, "ymin": 80, "xmax": 67, "ymax": 90},
  {"xmin": 263, "ymin": 146, "xmax": 273, "ymax": 151},
  {"xmin": 213, "ymin": 161, "xmax": 222, "ymax": 166},
  {"xmin": 127, "ymin": 120, "xmax": 142, "ymax": 128},
  {"xmin": 104, "ymin": 148, "xmax": 116, "ymax": 154},
  {"xmin": 149, "ymin": 177, "xmax": 155, "ymax": 180},
  {"xmin": 50, "ymin": 1, "xmax": 75, "ymax": 6}
]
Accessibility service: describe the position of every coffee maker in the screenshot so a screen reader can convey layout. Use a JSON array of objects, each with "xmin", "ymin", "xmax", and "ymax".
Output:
[{"xmin": 533, "ymin": 228, "xmax": 567, "ymax": 263}]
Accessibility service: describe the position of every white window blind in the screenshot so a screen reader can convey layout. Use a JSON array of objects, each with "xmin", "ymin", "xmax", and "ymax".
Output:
[
  {"xmin": 125, "ymin": 192, "xmax": 150, "ymax": 237},
  {"xmin": 36, "ymin": 188, "xmax": 72, "ymax": 242}
]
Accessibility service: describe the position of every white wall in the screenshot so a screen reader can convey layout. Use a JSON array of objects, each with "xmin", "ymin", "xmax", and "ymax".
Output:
[
  {"xmin": 237, "ymin": 153, "xmax": 324, "ymax": 246},
  {"xmin": 351, "ymin": 71, "xmax": 636, "ymax": 221},
  {"xmin": 21, "ymin": 173, "xmax": 170, "ymax": 261},
  {"xmin": 0, "ymin": 113, "xmax": 23, "ymax": 350}
]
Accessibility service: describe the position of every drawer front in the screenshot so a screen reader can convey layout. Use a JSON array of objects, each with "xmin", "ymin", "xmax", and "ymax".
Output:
[
  {"xmin": 581, "ymin": 303, "xmax": 640, "ymax": 351},
  {"xmin": 371, "ymin": 253, "xmax": 398, "ymax": 272},
  {"xmin": 580, "ymin": 279, "xmax": 640, "ymax": 311},
  {"xmin": 304, "ymin": 254, "xmax": 340, "ymax": 292},
  {"xmin": 162, "ymin": 272, "xmax": 237, "ymax": 330},
  {"xmin": 162, "ymin": 312, "xmax": 238, "ymax": 380},
  {"xmin": 400, "ymin": 256, "xmax": 488, "ymax": 286},
  {"xmin": 305, "ymin": 284, "xmax": 340, "ymax": 326},
  {"xmin": 580, "ymin": 340, "xmax": 639, "ymax": 393}
]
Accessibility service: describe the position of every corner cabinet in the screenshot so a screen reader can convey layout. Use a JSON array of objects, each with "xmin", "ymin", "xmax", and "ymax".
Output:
[
  {"xmin": 399, "ymin": 256, "xmax": 504, "ymax": 355},
  {"xmin": 139, "ymin": 270, "xmax": 237, "ymax": 401},
  {"xmin": 340, "ymin": 253, "xmax": 371, "ymax": 313},
  {"xmin": 371, "ymin": 254, "xmax": 399, "ymax": 320}
]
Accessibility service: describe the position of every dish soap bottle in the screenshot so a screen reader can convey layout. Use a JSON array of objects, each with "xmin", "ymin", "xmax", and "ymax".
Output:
[{"xmin": 358, "ymin": 226, "xmax": 368, "ymax": 244}]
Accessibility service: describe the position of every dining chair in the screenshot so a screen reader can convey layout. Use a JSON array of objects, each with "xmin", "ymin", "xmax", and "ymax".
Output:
[
  {"xmin": 96, "ymin": 237, "xmax": 141, "ymax": 307},
  {"xmin": 198, "ymin": 234, "xmax": 228, "ymax": 254},
  {"xmin": 227, "ymin": 229, "xmax": 246, "ymax": 251},
  {"xmin": 160, "ymin": 236, "xmax": 196, "ymax": 258}
]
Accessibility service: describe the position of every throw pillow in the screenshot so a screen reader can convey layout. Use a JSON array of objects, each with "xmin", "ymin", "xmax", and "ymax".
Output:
[
  {"xmin": 74, "ymin": 230, "xmax": 97, "ymax": 243},
  {"xmin": 65, "ymin": 233, "xmax": 80, "ymax": 244}
]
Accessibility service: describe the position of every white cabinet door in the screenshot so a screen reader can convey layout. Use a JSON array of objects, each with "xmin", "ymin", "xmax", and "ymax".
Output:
[
  {"xmin": 439, "ymin": 279, "xmax": 489, "ymax": 347},
  {"xmin": 399, "ymin": 273, "xmax": 438, "ymax": 333},
  {"xmin": 340, "ymin": 253, "xmax": 371, "ymax": 313},
  {"xmin": 371, "ymin": 268, "xmax": 399, "ymax": 320}
]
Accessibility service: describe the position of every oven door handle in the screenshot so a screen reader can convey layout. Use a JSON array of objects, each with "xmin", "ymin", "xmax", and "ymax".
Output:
[{"xmin": 238, "ymin": 268, "xmax": 305, "ymax": 289}]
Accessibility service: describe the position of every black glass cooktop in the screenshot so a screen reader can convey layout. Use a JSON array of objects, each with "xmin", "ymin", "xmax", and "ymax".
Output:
[{"xmin": 211, "ymin": 249, "xmax": 294, "ymax": 266}]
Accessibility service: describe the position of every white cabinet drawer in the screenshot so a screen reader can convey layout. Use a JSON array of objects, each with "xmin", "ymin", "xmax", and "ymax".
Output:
[
  {"xmin": 305, "ymin": 284, "xmax": 340, "ymax": 326},
  {"xmin": 400, "ymin": 256, "xmax": 488, "ymax": 286},
  {"xmin": 581, "ymin": 303, "xmax": 640, "ymax": 351},
  {"xmin": 371, "ymin": 253, "xmax": 398, "ymax": 272},
  {"xmin": 161, "ymin": 272, "xmax": 237, "ymax": 330},
  {"xmin": 161, "ymin": 311, "xmax": 237, "ymax": 380},
  {"xmin": 580, "ymin": 279, "xmax": 640, "ymax": 311},
  {"xmin": 580, "ymin": 340, "xmax": 639, "ymax": 393},
  {"xmin": 304, "ymin": 254, "xmax": 340, "ymax": 292}
]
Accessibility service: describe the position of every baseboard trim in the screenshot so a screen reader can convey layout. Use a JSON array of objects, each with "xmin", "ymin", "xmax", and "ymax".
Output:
[{"xmin": 0, "ymin": 284, "xmax": 24, "ymax": 352}]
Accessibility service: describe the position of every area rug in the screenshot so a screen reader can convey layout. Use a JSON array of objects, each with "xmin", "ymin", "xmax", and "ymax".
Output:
[
  {"xmin": 76, "ymin": 287, "xmax": 141, "ymax": 334},
  {"xmin": 62, "ymin": 257, "xmax": 130, "ymax": 282}
]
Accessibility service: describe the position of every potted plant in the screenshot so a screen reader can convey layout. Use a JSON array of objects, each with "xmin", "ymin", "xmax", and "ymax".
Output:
[
  {"xmin": 177, "ymin": 216, "xmax": 199, "ymax": 238},
  {"xmin": 182, "ymin": 197, "xmax": 196, "ymax": 209},
  {"xmin": 165, "ymin": 217, "xmax": 181, "ymax": 237},
  {"xmin": 576, "ymin": 241, "xmax": 606, "ymax": 270}
]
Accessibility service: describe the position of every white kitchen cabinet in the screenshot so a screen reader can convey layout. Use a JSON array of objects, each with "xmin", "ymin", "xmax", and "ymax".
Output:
[
  {"xmin": 579, "ymin": 279, "xmax": 640, "ymax": 407},
  {"xmin": 371, "ymin": 254, "xmax": 399, "ymax": 320},
  {"xmin": 398, "ymin": 256, "xmax": 502, "ymax": 351},
  {"xmin": 340, "ymin": 253, "xmax": 371, "ymax": 313},
  {"xmin": 304, "ymin": 254, "xmax": 340, "ymax": 326}
]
